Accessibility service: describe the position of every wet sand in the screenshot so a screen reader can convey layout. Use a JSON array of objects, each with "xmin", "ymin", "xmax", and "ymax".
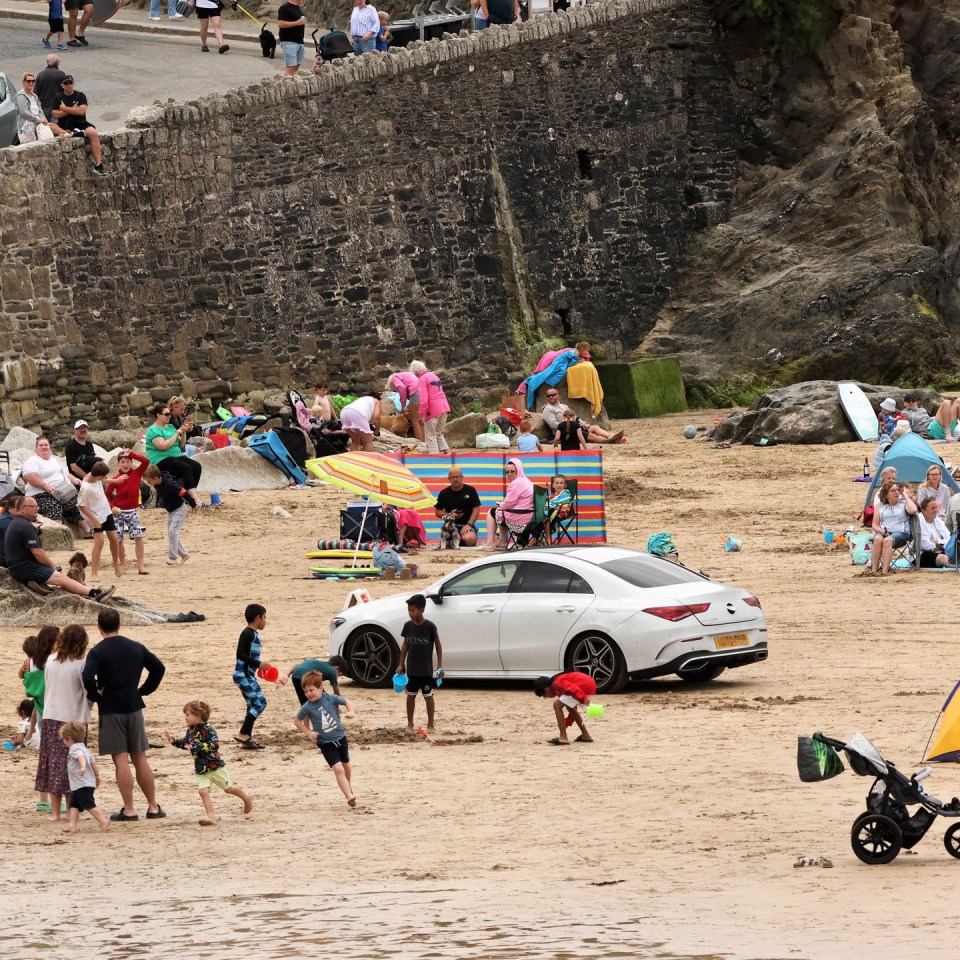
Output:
[{"xmin": 2, "ymin": 411, "xmax": 956, "ymax": 959}]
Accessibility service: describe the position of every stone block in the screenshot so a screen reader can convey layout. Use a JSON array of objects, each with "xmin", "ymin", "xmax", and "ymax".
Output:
[
  {"xmin": 0, "ymin": 425, "xmax": 40, "ymax": 451},
  {"xmin": 595, "ymin": 358, "xmax": 687, "ymax": 419},
  {"xmin": 39, "ymin": 517, "xmax": 74, "ymax": 552}
]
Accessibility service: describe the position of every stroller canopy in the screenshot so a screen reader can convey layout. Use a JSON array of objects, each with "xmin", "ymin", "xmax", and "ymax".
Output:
[{"xmin": 864, "ymin": 433, "xmax": 959, "ymax": 507}]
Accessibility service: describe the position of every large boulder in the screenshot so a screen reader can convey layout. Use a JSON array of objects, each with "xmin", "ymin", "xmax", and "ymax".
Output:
[
  {"xmin": 193, "ymin": 445, "xmax": 292, "ymax": 492},
  {"xmin": 38, "ymin": 517, "xmax": 74, "ymax": 553},
  {"xmin": 1, "ymin": 426, "xmax": 40, "ymax": 452},
  {"xmin": 89, "ymin": 429, "xmax": 141, "ymax": 451},
  {"xmin": 445, "ymin": 413, "xmax": 489, "ymax": 448},
  {"xmin": 714, "ymin": 381, "xmax": 944, "ymax": 445},
  {"xmin": 0, "ymin": 568, "xmax": 168, "ymax": 627}
]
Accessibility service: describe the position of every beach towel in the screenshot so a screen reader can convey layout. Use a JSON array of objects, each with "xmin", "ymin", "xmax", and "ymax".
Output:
[
  {"xmin": 395, "ymin": 508, "xmax": 427, "ymax": 546},
  {"xmin": 565, "ymin": 360, "xmax": 604, "ymax": 417},
  {"xmin": 521, "ymin": 352, "xmax": 581, "ymax": 412}
]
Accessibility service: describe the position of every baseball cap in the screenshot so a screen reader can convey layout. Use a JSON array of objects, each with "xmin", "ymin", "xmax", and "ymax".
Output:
[
  {"xmin": 61, "ymin": 75, "xmax": 74, "ymax": 83},
  {"xmin": 74, "ymin": 419, "xmax": 89, "ymax": 429},
  {"xmin": 880, "ymin": 398, "xmax": 897, "ymax": 412}
]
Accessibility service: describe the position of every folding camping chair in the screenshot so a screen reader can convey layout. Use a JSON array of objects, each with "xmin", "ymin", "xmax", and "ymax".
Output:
[
  {"xmin": 890, "ymin": 513, "xmax": 922, "ymax": 570},
  {"xmin": 549, "ymin": 477, "xmax": 579, "ymax": 545},
  {"xmin": 505, "ymin": 485, "xmax": 550, "ymax": 551}
]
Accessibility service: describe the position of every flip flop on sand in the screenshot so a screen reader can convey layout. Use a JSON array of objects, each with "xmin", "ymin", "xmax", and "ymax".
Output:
[
  {"xmin": 548, "ymin": 737, "xmax": 570, "ymax": 746},
  {"xmin": 575, "ymin": 735, "xmax": 593, "ymax": 743}
]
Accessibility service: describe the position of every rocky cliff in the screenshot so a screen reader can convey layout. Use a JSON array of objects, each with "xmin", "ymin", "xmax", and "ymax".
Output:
[{"xmin": 646, "ymin": 0, "xmax": 960, "ymax": 397}]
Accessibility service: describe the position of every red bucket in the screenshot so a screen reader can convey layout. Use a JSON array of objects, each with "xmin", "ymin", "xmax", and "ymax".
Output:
[{"xmin": 256, "ymin": 664, "xmax": 279, "ymax": 682}]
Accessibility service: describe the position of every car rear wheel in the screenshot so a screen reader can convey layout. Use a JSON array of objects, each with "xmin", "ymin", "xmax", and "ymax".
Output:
[
  {"xmin": 566, "ymin": 632, "xmax": 627, "ymax": 694},
  {"xmin": 676, "ymin": 662, "xmax": 726, "ymax": 682},
  {"xmin": 344, "ymin": 627, "xmax": 398, "ymax": 688}
]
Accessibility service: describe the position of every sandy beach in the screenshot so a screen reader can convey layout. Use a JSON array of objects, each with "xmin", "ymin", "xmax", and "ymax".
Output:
[{"xmin": 3, "ymin": 411, "xmax": 957, "ymax": 960}]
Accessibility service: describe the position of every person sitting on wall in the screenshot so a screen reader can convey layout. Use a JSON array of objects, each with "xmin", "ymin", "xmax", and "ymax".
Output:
[{"xmin": 51, "ymin": 75, "xmax": 104, "ymax": 176}]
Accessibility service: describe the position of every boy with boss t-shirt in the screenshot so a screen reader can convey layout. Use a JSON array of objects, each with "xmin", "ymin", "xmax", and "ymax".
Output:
[{"xmin": 396, "ymin": 594, "xmax": 443, "ymax": 734}]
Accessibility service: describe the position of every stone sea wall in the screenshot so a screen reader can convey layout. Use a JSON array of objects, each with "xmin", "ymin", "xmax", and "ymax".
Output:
[{"xmin": 0, "ymin": 0, "xmax": 739, "ymax": 438}]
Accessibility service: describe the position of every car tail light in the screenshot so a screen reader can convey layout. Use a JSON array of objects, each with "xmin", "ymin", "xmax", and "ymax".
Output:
[
  {"xmin": 744, "ymin": 596, "xmax": 762, "ymax": 609},
  {"xmin": 643, "ymin": 603, "xmax": 710, "ymax": 622}
]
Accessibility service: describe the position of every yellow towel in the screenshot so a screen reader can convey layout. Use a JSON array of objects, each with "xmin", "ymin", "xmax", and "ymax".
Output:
[{"xmin": 565, "ymin": 361, "xmax": 604, "ymax": 416}]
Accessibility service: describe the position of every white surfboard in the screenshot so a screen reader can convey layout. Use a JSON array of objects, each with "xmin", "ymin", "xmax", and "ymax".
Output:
[{"xmin": 838, "ymin": 382, "xmax": 879, "ymax": 442}]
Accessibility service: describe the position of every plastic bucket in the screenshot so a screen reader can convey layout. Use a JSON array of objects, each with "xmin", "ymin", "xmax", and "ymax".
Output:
[
  {"xmin": 210, "ymin": 492, "xmax": 222, "ymax": 505},
  {"xmin": 393, "ymin": 673, "xmax": 408, "ymax": 694},
  {"xmin": 823, "ymin": 530, "xmax": 834, "ymax": 544},
  {"xmin": 586, "ymin": 704, "xmax": 605, "ymax": 718},
  {"xmin": 257, "ymin": 664, "xmax": 279, "ymax": 682}
]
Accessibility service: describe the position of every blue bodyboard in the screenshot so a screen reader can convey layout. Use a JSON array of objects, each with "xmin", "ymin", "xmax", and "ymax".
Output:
[{"xmin": 247, "ymin": 432, "xmax": 307, "ymax": 485}]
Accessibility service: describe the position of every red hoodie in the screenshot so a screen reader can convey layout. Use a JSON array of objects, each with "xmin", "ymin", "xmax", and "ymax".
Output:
[
  {"xmin": 551, "ymin": 672, "xmax": 596, "ymax": 704},
  {"xmin": 107, "ymin": 451, "xmax": 149, "ymax": 510}
]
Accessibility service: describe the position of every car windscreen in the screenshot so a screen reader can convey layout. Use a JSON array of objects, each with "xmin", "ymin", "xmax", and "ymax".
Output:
[{"xmin": 598, "ymin": 557, "xmax": 706, "ymax": 589}]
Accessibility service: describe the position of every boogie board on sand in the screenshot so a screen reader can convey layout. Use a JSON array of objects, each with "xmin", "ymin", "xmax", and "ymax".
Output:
[{"xmin": 838, "ymin": 382, "xmax": 879, "ymax": 442}]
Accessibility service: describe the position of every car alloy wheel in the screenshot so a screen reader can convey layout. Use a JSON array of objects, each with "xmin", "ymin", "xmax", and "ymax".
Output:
[
  {"xmin": 345, "ymin": 627, "xmax": 397, "ymax": 687},
  {"xmin": 567, "ymin": 632, "xmax": 627, "ymax": 694}
]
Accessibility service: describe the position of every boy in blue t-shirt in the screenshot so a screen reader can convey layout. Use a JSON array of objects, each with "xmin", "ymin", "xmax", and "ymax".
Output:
[
  {"xmin": 43, "ymin": 0, "xmax": 66, "ymax": 49},
  {"xmin": 294, "ymin": 670, "xmax": 357, "ymax": 807}
]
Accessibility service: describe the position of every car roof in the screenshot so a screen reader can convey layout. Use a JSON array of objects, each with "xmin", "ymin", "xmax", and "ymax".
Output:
[{"xmin": 502, "ymin": 546, "xmax": 646, "ymax": 564}]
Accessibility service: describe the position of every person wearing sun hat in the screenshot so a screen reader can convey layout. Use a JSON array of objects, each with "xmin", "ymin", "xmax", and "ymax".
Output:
[{"xmin": 877, "ymin": 398, "xmax": 904, "ymax": 437}]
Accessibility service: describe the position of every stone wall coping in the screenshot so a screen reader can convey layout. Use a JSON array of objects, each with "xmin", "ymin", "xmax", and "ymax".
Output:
[{"xmin": 0, "ymin": 0, "xmax": 682, "ymax": 170}]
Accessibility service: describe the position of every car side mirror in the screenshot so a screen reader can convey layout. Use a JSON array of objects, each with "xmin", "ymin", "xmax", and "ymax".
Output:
[{"xmin": 426, "ymin": 591, "xmax": 442, "ymax": 605}]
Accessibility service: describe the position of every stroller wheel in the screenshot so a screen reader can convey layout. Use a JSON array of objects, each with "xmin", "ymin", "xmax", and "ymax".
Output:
[
  {"xmin": 943, "ymin": 823, "xmax": 960, "ymax": 859},
  {"xmin": 851, "ymin": 813, "xmax": 902, "ymax": 865}
]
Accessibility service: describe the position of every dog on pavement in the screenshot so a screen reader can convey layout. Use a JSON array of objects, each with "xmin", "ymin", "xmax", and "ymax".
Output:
[
  {"xmin": 260, "ymin": 24, "xmax": 276, "ymax": 58},
  {"xmin": 436, "ymin": 513, "xmax": 460, "ymax": 550}
]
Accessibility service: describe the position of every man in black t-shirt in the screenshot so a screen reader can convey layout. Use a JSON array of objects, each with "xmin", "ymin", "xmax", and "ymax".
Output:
[
  {"xmin": 65, "ymin": 419, "xmax": 102, "ymax": 479},
  {"xmin": 4, "ymin": 496, "xmax": 114, "ymax": 601},
  {"xmin": 434, "ymin": 467, "xmax": 481, "ymax": 546},
  {"xmin": 277, "ymin": 0, "xmax": 306, "ymax": 76},
  {"xmin": 52, "ymin": 76, "xmax": 104, "ymax": 175}
]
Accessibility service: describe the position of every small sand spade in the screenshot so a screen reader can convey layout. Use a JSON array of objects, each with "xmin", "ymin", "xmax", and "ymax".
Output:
[{"xmin": 416, "ymin": 726, "xmax": 440, "ymax": 745}]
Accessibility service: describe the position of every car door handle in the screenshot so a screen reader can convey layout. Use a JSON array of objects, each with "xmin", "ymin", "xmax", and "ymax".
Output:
[
  {"xmin": 477, "ymin": 605, "xmax": 497, "ymax": 612},
  {"xmin": 556, "ymin": 606, "xmax": 576, "ymax": 613}
]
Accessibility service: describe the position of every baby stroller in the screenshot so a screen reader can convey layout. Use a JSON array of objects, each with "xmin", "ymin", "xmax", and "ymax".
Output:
[
  {"xmin": 803, "ymin": 732, "xmax": 960, "ymax": 864},
  {"xmin": 286, "ymin": 389, "xmax": 349, "ymax": 457},
  {"xmin": 313, "ymin": 29, "xmax": 353, "ymax": 63}
]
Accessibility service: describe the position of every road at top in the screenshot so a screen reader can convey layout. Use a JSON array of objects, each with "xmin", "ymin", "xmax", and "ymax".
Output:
[{"xmin": 0, "ymin": 17, "xmax": 283, "ymax": 131}]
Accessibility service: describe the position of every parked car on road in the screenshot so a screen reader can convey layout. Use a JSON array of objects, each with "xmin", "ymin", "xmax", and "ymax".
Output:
[
  {"xmin": 329, "ymin": 546, "xmax": 769, "ymax": 694},
  {"xmin": 0, "ymin": 72, "xmax": 18, "ymax": 148}
]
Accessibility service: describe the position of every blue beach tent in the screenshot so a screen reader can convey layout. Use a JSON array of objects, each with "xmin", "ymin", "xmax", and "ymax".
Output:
[{"xmin": 864, "ymin": 433, "xmax": 960, "ymax": 507}]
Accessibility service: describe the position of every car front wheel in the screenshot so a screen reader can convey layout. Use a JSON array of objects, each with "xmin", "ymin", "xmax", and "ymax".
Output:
[
  {"xmin": 344, "ymin": 627, "xmax": 398, "ymax": 688},
  {"xmin": 566, "ymin": 632, "xmax": 627, "ymax": 694}
]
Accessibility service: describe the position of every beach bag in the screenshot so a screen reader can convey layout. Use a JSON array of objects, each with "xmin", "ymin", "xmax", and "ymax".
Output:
[
  {"xmin": 37, "ymin": 123, "xmax": 55, "ymax": 142},
  {"xmin": 50, "ymin": 480, "xmax": 78, "ymax": 504},
  {"xmin": 476, "ymin": 424, "xmax": 510, "ymax": 450},
  {"xmin": 797, "ymin": 736, "xmax": 845, "ymax": 782}
]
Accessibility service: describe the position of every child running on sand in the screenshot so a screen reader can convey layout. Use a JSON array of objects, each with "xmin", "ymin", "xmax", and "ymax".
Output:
[
  {"xmin": 293, "ymin": 670, "xmax": 357, "ymax": 807},
  {"xmin": 59, "ymin": 720, "xmax": 109, "ymax": 833},
  {"xmin": 165, "ymin": 700, "xmax": 252, "ymax": 826},
  {"xmin": 233, "ymin": 604, "xmax": 272, "ymax": 750},
  {"xmin": 534, "ymin": 672, "xmax": 595, "ymax": 746},
  {"xmin": 77, "ymin": 461, "xmax": 123, "ymax": 581},
  {"xmin": 396, "ymin": 594, "xmax": 443, "ymax": 733},
  {"xmin": 107, "ymin": 449, "xmax": 150, "ymax": 575},
  {"xmin": 143, "ymin": 464, "xmax": 195, "ymax": 566}
]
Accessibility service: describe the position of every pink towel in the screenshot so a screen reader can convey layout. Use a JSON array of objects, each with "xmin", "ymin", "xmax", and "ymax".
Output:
[{"xmin": 396, "ymin": 508, "xmax": 427, "ymax": 546}]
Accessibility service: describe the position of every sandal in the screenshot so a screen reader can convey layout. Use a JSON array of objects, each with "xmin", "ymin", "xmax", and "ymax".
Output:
[
  {"xmin": 240, "ymin": 738, "xmax": 264, "ymax": 750},
  {"xmin": 548, "ymin": 737, "xmax": 570, "ymax": 746}
]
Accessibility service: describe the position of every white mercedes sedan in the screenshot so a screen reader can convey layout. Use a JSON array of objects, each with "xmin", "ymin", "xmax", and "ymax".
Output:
[{"xmin": 328, "ymin": 546, "xmax": 768, "ymax": 694}]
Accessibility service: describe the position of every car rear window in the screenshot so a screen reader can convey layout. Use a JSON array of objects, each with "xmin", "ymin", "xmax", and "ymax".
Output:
[{"xmin": 598, "ymin": 557, "xmax": 706, "ymax": 588}]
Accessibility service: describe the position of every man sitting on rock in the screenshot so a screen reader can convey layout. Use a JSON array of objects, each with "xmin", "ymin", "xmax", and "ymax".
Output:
[
  {"xmin": 0, "ymin": 494, "xmax": 21, "ymax": 568},
  {"xmin": 3, "ymin": 496, "xmax": 114, "ymax": 602},
  {"xmin": 65, "ymin": 419, "xmax": 102, "ymax": 480},
  {"xmin": 541, "ymin": 389, "xmax": 623, "ymax": 445}
]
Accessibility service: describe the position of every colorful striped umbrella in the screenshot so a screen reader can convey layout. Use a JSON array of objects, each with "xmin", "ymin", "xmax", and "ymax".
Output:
[{"xmin": 305, "ymin": 452, "xmax": 437, "ymax": 511}]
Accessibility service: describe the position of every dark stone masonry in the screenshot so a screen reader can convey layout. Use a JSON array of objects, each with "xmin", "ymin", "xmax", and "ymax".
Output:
[{"xmin": 0, "ymin": 0, "xmax": 738, "ymax": 436}]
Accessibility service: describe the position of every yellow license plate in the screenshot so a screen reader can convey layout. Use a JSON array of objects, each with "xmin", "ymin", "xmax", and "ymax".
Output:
[{"xmin": 715, "ymin": 633, "xmax": 749, "ymax": 650}]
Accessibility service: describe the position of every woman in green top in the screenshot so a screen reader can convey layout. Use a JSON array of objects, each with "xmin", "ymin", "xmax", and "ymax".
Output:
[{"xmin": 144, "ymin": 403, "xmax": 202, "ymax": 499}]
